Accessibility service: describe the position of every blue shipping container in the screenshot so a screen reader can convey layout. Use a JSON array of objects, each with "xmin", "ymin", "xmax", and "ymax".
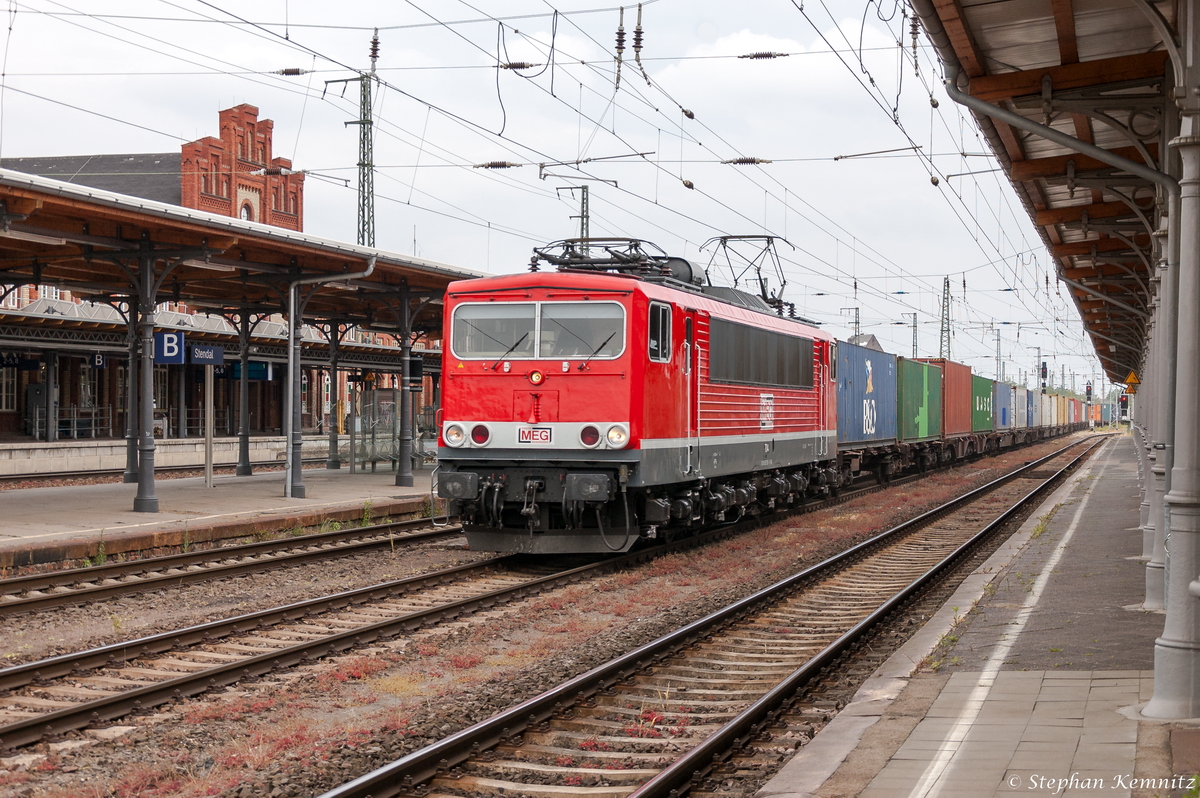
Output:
[
  {"xmin": 837, "ymin": 340, "xmax": 898, "ymax": 447},
  {"xmin": 1027, "ymin": 389, "xmax": 1035, "ymax": 427},
  {"xmin": 994, "ymin": 382, "xmax": 1014, "ymax": 429}
]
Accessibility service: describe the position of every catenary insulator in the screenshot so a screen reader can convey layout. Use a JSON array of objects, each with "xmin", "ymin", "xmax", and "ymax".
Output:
[
  {"xmin": 739, "ymin": 52, "xmax": 788, "ymax": 59},
  {"xmin": 930, "ymin": 175, "xmax": 940, "ymax": 186},
  {"xmin": 474, "ymin": 161, "xmax": 521, "ymax": 169},
  {"xmin": 500, "ymin": 62, "xmax": 538, "ymax": 70},
  {"xmin": 722, "ymin": 157, "xmax": 773, "ymax": 165},
  {"xmin": 274, "ymin": 68, "xmax": 310, "ymax": 76},
  {"xmin": 682, "ymin": 109, "xmax": 695, "ymax": 119},
  {"xmin": 682, "ymin": 179, "xmax": 695, "ymax": 189}
]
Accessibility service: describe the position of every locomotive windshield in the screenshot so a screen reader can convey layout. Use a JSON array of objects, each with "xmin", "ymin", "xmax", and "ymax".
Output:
[
  {"xmin": 451, "ymin": 301, "xmax": 625, "ymax": 359},
  {"xmin": 540, "ymin": 303, "xmax": 624, "ymax": 358},
  {"xmin": 451, "ymin": 303, "xmax": 536, "ymax": 358}
]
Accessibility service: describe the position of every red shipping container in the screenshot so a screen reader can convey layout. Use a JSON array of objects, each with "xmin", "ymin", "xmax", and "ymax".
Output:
[{"xmin": 918, "ymin": 358, "xmax": 973, "ymax": 437}]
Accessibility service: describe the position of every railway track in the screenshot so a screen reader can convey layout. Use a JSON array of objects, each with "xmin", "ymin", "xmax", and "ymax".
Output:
[
  {"xmin": 0, "ymin": 435, "xmax": 1091, "ymax": 756},
  {"xmin": 0, "ymin": 517, "xmax": 466, "ymax": 616},
  {"xmin": 0, "ymin": 432, "xmax": 1074, "ymax": 618},
  {"xmin": 0, "ymin": 451, "xmax": 917, "ymax": 617},
  {"xmin": 315, "ymin": 436, "xmax": 1102, "ymax": 798},
  {"xmin": 0, "ymin": 513, "xmax": 789, "ymax": 752}
]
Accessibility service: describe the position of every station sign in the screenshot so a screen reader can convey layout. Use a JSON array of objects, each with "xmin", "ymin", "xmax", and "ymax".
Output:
[
  {"xmin": 154, "ymin": 331, "xmax": 186, "ymax": 364},
  {"xmin": 0, "ymin": 353, "xmax": 17, "ymax": 367},
  {"xmin": 190, "ymin": 343, "xmax": 225, "ymax": 366},
  {"xmin": 228, "ymin": 361, "xmax": 273, "ymax": 381},
  {"xmin": 91, "ymin": 353, "xmax": 106, "ymax": 368}
]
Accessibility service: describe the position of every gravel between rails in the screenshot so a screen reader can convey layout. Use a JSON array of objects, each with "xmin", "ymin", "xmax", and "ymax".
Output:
[{"xmin": 0, "ymin": 435, "xmax": 1094, "ymax": 798}]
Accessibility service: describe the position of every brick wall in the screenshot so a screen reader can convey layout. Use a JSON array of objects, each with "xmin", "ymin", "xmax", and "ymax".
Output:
[{"xmin": 180, "ymin": 104, "xmax": 305, "ymax": 231}]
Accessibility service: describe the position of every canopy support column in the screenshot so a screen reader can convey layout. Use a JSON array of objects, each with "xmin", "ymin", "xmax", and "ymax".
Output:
[
  {"xmin": 123, "ymin": 299, "xmax": 138, "ymax": 483},
  {"xmin": 236, "ymin": 310, "xmax": 253, "ymax": 476}
]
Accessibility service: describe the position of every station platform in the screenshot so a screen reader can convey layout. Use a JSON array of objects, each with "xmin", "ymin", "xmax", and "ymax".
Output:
[
  {"xmin": 758, "ymin": 434, "xmax": 1194, "ymax": 797},
  {"xmin": 0, "ymin": 464, "xmax": 436, "ymax": 573}
]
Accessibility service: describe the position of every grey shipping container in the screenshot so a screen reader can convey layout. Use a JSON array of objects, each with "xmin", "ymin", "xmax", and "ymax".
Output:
[
  {"xmin": 837, "ymin": 341, "xmax": 898, "ymax": 447},
  {"xmin": 1013, "ymin": 386, "xmax": 1028, "ymax": 429}
]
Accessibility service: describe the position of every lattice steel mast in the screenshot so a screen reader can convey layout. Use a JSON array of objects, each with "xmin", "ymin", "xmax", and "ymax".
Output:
[
  {"xmin": 939, "ymin": 276, "xmax": 952, "ymax": 358},
  {"xmin": 326, "ymin": 30, "xmax": 379, "ymax": 246}
]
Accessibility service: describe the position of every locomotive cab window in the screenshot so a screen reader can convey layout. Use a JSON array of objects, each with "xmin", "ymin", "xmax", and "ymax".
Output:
[
  {"xmin": 648, "ymin": 302, "xmax": 672, "ymax": 363},
  {"xmin": 453, "ymin": 301, "xmax": 626, "ymax": 360},
  {"xmin": 540, "ymin": 302, "xmax": 625, "ymax": 359},
  {"xmin": 451, "ymin": 303, "xmax": 536, "ymax": 358}
]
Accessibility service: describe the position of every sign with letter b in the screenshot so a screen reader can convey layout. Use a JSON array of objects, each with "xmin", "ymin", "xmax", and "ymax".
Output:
[{"xmin": 154, "ymin": 332, "xmax": 186, "ymax": 364}]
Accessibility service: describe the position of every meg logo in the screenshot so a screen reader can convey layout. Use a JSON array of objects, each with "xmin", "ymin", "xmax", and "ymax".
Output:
[{"xmin": 519, "ymin": 427, "xmax": 552, "ymax": 443}]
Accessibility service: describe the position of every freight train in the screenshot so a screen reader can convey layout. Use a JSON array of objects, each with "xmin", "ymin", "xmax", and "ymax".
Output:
[{"xmin": 435, "ymin": 239, "xmax": 1087, "ymax": 554}]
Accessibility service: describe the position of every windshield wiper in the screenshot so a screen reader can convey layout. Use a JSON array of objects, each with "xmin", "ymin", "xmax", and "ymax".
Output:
[
  {"xmin": 491, "ymin": 332, "xmax": 529, "ymax": 371},
  {"xmin": 577, "ymin": 331, "xmax": 617, "ymax": 371}
]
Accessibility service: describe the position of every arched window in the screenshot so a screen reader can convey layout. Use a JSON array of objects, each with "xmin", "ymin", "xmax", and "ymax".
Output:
[{"xmin": 240, "ymin": 204, "xmax": 253, "ymax": 221}]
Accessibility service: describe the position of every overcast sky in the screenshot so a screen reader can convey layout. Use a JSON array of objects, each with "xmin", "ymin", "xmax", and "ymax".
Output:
[{"xmin": 0, "ymin": 0, "xmax": 1112, "ymax": 395}]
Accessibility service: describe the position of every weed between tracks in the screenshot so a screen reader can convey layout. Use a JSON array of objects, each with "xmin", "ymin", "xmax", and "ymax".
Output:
[{"xmin": 8, "ymin": 438, "xmax": 1089, "ymax": 798}]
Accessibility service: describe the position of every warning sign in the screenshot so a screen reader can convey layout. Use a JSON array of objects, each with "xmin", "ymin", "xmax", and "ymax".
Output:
[
  {"xmin": 1125, "ymin": 386, "xmax": 1138, "ymax": 395},
  {"xmin": 1124, "ymin": 370, "xmax": 1140, "ymax": 385}
]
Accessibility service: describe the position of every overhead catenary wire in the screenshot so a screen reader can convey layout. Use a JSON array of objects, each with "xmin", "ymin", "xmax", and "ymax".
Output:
[{"xmin": 5, "ymin": 0, "xmax": 1094, "ymax": 373}]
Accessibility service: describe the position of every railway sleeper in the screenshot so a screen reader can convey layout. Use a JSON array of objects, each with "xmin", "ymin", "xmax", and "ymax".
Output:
[
  {"xmin": 428, "ymin": 773, "xmax": 636, "ymax": 798},
  {"xmin": 494, "ymin": 742, "xmax": 672, "ymax": 765}
]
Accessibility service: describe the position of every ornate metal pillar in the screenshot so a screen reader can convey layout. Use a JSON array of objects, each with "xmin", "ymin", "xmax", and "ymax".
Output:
[
  {"xmin": 1147, "ymin": 1, "xmax": 1200, "ymax": 712},
  {"xmin": 123, "ymin": 299, "xmax": 138, "ymax": 483},
  {"xmin": 398, "ymin": 333, "xmax": 413, "ymax": 487},
  {"xmin": 134, "ymin": 246, "xmax": 159, "ymax": 512},
  {"xmin": 236, "ymin": 310, "xmax": 252, "ymax": 476},
  {"xmin": 327, "ymin": 323, "xmax": 343, "ymax": 469},
  {"xmin": 44, "ymin": 349, "xmax": 58, "ymax": 443}
]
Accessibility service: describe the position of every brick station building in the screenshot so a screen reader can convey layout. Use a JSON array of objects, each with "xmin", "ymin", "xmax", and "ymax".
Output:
[
  {"xmin": 2, "ymin": 103, "xmax": 305, "ymax": 232},
  {"xmin": 0, "ymin": 106, "xmax": 437, "ymax": 446},
  {"xmin": 182, "ymin": 104, "xmax": 305, "ymax": 229}
]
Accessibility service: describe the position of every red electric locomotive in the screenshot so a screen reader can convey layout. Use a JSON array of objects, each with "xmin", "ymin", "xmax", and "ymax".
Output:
[{"xmin": 436, "ymin": 239, "xmax": 840, "ymax": 553}]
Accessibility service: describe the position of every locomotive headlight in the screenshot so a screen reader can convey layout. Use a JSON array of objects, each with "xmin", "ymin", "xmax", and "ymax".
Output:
[
  {"xmin": 606, "ymin": 424, "xmax": 629, "ymax": 448},
  {"xmin": 444, "ymin": 424, "xmax": 466, "ymax": 447},
  {"xmin": 529, "ymin": 370, "xmax": 545, "ymax": 385}
]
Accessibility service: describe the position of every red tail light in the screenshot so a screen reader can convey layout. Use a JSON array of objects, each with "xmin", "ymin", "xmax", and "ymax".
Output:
[
  {"xmin": 471, "ymin": 424, "xmax": 491, "ymax": 444},
  {"xmin": 580, "ymin": 425, "xmax": 600, "ymax": 446}
]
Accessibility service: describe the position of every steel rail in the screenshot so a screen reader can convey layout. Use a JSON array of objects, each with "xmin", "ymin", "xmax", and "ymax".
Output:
[
  {"xmin": 0, "ymin": 518, "xmax": 462, "ymax": 616},
  {"xmin": 317, "ymin": 436, "xmax": 1099, "ymax": 798}
]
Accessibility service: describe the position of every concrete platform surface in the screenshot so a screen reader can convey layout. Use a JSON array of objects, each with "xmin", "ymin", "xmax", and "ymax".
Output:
[
  {"xmin": 0, "ymin": 465, "xmax": 436, "ymax": 571},
  {"xmin": 759, "ymin": 435, "xmax": 1198, "ymax": 798}
]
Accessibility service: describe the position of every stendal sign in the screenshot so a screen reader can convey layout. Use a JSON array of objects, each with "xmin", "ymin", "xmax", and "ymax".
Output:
[{"xmin": 190, "ymin": 344, "xmax": 225, "ymax": 365}]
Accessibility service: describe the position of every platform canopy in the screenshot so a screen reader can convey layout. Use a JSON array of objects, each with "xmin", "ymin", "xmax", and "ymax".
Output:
[
  {"xmin": 911, "ymin": 0, "xmax": 1170, "ymax": 383},
  {"xmin": 0, "ymin": 168, "xmax": 486, "ymax": 333}
]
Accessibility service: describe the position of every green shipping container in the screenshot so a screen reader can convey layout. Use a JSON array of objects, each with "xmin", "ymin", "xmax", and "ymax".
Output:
[
  {"xmin": 897, "ymin": 358, "xmax": 943, "ymax": 442},
  {"xmin": 972, "ymin": 375, "xmax": 995, "ymax": 432}
]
